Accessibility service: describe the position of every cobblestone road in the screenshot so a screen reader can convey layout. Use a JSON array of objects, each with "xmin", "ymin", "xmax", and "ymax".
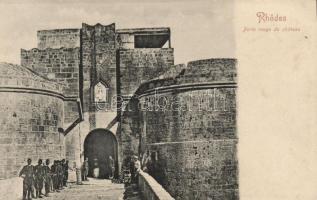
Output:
[{"xmin": 45, "ymin": 179, "xmax": 124, "ymax": 200}]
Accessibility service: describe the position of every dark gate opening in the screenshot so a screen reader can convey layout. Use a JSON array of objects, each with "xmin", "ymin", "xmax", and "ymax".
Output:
[{"xmin": 84, "ymin": 129, "xmax": 117, "ymax": 179}]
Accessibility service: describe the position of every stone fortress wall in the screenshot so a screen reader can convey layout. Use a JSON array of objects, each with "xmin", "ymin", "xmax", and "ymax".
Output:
[
  {"xmin": 19, "ymin": 23, "xmax": 174, "ymax": 173},
  {"xmin": 118, "ymin": 48, "xmax": 174, "ymax": 96},
  {"xmin": 21, "ymin": 47, "xmax": 80, "ymax": 124},
  {"xmin": 0, "ymin": 63, "xmax": 65, "ymax": 179},
  {"xmin": 119, "ymin": 59, "xmax": 238, "ymax": 200},
  {"xmin": 37, "ymin": 29, "xmax": 80, "ymax": 50},
  {"xmin": 0, "ymin": 22, "xmax": 238, "ymax": 200}
]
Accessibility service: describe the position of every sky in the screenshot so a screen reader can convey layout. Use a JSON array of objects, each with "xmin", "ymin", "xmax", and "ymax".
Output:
[{"xmin": 0, "ymin": 0, "xmax": 235, "ymax": 65}]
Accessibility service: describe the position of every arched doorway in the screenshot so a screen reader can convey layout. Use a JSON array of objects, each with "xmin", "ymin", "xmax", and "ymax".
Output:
[{"xmin": 84, "ymin": 129, "xmax": 117, "ymax": 179}]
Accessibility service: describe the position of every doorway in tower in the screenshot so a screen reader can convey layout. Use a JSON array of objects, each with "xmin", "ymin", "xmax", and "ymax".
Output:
[{"xmin": 84, "ymin": 129, "xmax": 117, "ymax": 179}]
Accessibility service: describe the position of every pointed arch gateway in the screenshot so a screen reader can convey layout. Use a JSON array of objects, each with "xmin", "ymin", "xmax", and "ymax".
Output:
[{"xmin": 84, "ymin": 128, "xmax": 118, "ymax": 179}]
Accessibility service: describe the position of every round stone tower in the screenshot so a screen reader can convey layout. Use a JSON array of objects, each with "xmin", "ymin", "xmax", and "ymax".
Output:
[
  {"xmin": 0, "ymin": 63, "xmax": 65, "ymax": 179},
  {"xmin": 119, "ymin": 58, "xmax": 238, "ymax": 200}
]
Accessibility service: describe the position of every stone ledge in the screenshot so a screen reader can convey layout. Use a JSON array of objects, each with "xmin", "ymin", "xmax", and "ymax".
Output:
[
  {"xmin": 134, "ymin": 58, "xmax": 237, "ymax": 96},
  {"xmin": 138, "ymin": 170, "xmax": 174, "ymax": 200},
  {"xmin": 21, "ymin": 46, "xmax": 80, "ymax": 52}
]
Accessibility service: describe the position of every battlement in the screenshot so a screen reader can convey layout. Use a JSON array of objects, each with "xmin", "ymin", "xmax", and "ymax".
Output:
[{"xmin": 35, "ymin": 23, "xmax": 171, "ymax": 51}]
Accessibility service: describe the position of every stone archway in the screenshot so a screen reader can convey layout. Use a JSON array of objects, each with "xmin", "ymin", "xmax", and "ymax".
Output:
[{"xmin": 84, "ymin": 129, "xmax": 117, "ymax": 179}]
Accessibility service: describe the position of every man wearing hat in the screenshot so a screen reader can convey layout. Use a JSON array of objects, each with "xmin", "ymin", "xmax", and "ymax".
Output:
[
  {"xmin": 34, "ymin": 159, "xmax": 44, "ymax": 198},
  {"xmin": 131, "ymin": 155, "xmax": 141, "ymax": 184},
  {"xmin": 19, "ymin": 158, "xmax": 34, "ymax": 200},
  {"xmin": 43, "ymin": 159, "xmax": 51, "ymax": 197}
]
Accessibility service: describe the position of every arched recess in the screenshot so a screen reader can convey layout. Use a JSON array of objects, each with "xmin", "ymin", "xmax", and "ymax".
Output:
[
  {"xmin": 83, "ymin": 128, "xmax": 118, "ymax": 179},
  {"xmin": 93, "ymin": 81, "xmax": 110, "ymax": 103}
]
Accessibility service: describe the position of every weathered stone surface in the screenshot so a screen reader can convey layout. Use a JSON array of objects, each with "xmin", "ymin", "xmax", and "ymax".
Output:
[
  {"xmin": 20, "ymin": 47, "xmax": 80, "ymax": 123},
  {"xmin": 37, "ymin": 29, "xmax": 80, "ymax": 49},
  {"xmin": 81, "ymin": 23, "xmax": 117, "ymax": 114},
  {"xmin": 0, "ymin": 64, "xmax": 65, "ymax": 179},
  {"xmin": 119, "ymin": 59, "xmax": 238, "ymax": 200},
  {"xmin": 20, "ymin": 48, "xmax": 80, "ymax": 97},
  {"xmin": 119, "ymin": 48, "xmax": 174, "ymax": 96},
  {"xmin": 0, "ymin": 62, "xmax": 63, "ymax": 93},
  {"xmin": 0, "ymin": 93, "xmax": 65, "ymax": 179}
]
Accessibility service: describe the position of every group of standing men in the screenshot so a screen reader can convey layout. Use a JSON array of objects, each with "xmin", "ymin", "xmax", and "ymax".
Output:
[
  {"xmin": 81, "ymin": 156, "xmax": 115, "ymax": 181},
  {"xmin": 19, "ymin": 158, "xmax": 69, "ymax": 200}
]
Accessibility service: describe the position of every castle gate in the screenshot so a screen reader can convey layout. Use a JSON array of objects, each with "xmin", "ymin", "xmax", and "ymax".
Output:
[{"xmin": 84, "ymin": 129, "xmax": 117, "ymax": 179}]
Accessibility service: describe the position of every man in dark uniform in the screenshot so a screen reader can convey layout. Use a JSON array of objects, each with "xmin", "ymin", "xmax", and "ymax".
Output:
[
  {"xmin": 82, "ymin": 158, "xmax": 89, "ymax": 181},
  {"xmin": 55, "ymin": 161, "xmax": 60, "ymax": 190},
  {"xmin": 34, "ymin": 159, "xmax": 44, "ymax": 198},
  {"xmin": 130, "ymin": 155, "xmax": 140, "ymax": 184},
  {"xmin": 147, "ymin": 152, "xmax": 157, "ymax": 179},
  {"xmin": 19, "ymin": 158, "xmax": 34, "ymax": 200},
  {"xmin": 61, "ymin": 159, "xmax": 66, "ymax": 187},
  {"xmin": 43, "ymin": 159, "xmax": 51, "ymax": 197},
  {"xmin": 50, "ymin": 160, "xmax": 58, "ymax": 192},
  {"xmin": 129, "ymin": 156, "xmax": 136, "ymax": 184},
  {"xmin": 108, "ymin": 156, "xmax": 115, "ymax": 180},
  {"xmin": 63, "ymin": 160, "xmax": 69, "ymax": 186},
  {"xmin": 56, "ymin": 160, "xmax": 63, "ymax": 190},
  {"xmin": 61, "ymin": 160, "xmax": 65, "ymax": 189}
]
